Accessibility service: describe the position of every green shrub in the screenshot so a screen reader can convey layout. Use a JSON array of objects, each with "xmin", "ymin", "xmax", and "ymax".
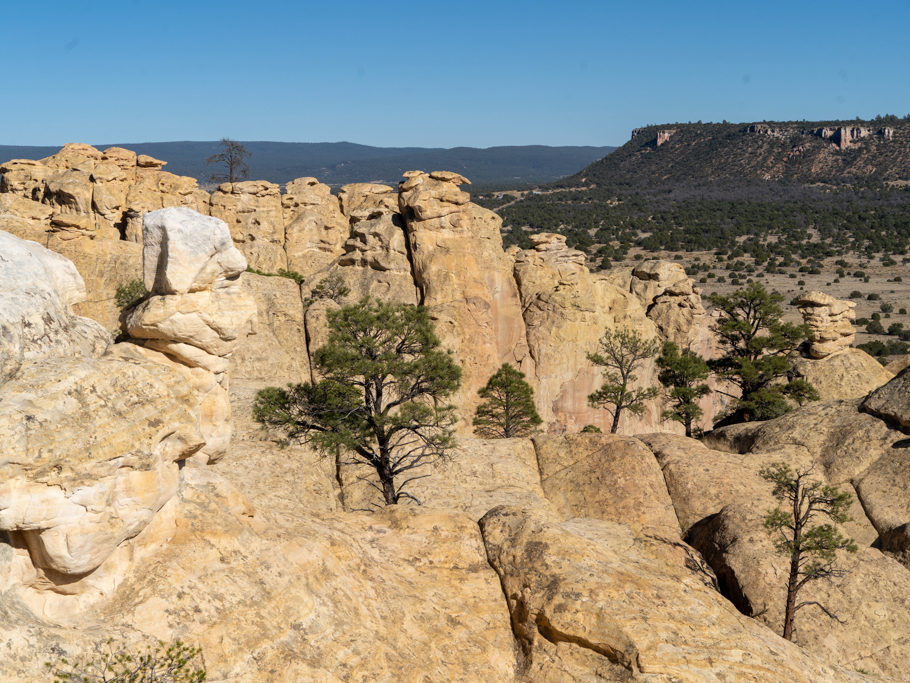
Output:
[
  {"xmin": 47, "ymin": 638, "xmax": 205, "ymax": 682},
  {"xmin": 580, "ymin": 424, "xmax": 602, "ymax": 433},
  {"xmin": 114, "ymin": 279, "xmax": 148, "ymax": 310}
]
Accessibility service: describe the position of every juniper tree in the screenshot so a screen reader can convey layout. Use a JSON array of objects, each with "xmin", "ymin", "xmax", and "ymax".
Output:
[
  {"xmin": 760, "ymin": 462, "xmax": 857, "ymax": 641},
  {"xmin": 708, "ymin": 282, "xmax": 817, "ymax": 425},
  {"xmin": 657, "ymin": 341, "xmax": 711, "ymax": 437},
  {"xmin": 473, "ymin": 363, "xmax": 542, "ymax": 438},
  {"xmin": 253, "ymin": 298, "xmax": 461, "ymax": 505},
  {"xmin": 587, "ymin": 326, "xmax": 660, "ymax": 434}
]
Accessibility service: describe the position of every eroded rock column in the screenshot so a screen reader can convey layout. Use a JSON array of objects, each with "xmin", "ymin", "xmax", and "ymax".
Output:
[{"xmin": 125, "ymin": 206, "xmax": 257, "ymax": 462}]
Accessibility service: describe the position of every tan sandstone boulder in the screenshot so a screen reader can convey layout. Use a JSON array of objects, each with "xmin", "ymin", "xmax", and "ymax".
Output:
[
  {"xmin": 479, "ymin": 505, "xmax": 865, "ymax": 682},
  {"xmin": 797, "ymin": 291, "xmax": 856, "ymax": 358},
  {"xmin": 793, "ymin": 347, "xmax": 894, "ymax": 400},
  {"xmin": 532, "ymin": 433, "xmax": 680, "ymax": 536}
]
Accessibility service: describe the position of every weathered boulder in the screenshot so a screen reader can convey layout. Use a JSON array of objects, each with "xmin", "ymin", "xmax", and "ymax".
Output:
[
  {"xmin": 282, "ymin": 177, "xmax": 349, "ymax": 278},
  {"xmin": 209, "ymin": 180, "xmax": 286, "ymax": 272},
  {"xmin": 140, "ymin": 207, "xmax": 246, "ymax": 295},
  {"xmin": 862, "ymin": 366, "xmax": 910, "ymax": 429},
  {"xmin": 399, "ymin": 171, "xmax": 531, "ymax": 428},
  {"xmin": 532, "ymin": 433, "xmax": 680, "ymax": 536},
  {"xmin": 793, "ymin": 347, "xmax": 894, "ymax": 400},
  {"xmin": 797, "ymin": 291, "xmax": 856, "ymax": 358},
  {"xmin": 479, "ymin": 506, "xmax": 864, "ymax": 682},
  {"xmin": 0, "ymin": 231, "xmax": 109, "ymax": 384}
]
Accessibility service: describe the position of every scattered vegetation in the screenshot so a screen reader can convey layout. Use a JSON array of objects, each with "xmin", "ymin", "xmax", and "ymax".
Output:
[
  {"xmin": 305, "ymin": 273, "xmax": 351, "ymax": 305},
  {"xmin": 587, "ymin": 327, "xmax": 660, "ymax": 434},
  {"xmin": 253, "ymin": 298, "xmax": 461, "ymax": 506},
  {"xmin": 47, "ymin": 638, "xmax": 205, "ymax": 682},
  {"xmin": 245, "ymin": 266, "xmax": 306, "ymax": 285},
  {"xmin": 760, "ymin": 463, "xmax": 857, "ymax": 641},
  {"xmin": 473, "ymin": 363, "xmax": 542, "ymax": 438},
  {"xmin": 114, "ymin": 279, "xmax": 148, "ymax": 311}
]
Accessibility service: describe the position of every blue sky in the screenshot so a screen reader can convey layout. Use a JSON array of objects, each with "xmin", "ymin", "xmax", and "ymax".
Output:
[{"xmin": 3, "ymin": 1, "xmax": 909, "ymax": 147}]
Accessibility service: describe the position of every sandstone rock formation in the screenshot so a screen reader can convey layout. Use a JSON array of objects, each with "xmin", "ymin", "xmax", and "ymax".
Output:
[
  {"xmin": 862, "ymin": 365, "xmax": 910, "ymax": 429},
  {"xmin": 479, "ymin": 506, "xmax": 865, "ymax": 681},
  {"xmin": 209, "ymin": 180, "xmax": 286, "ymax": 272},
  {"xmin": 793, "ymin": 347, "xmax": 894, "ymax": 400},
  {"xmin": 124, "ymin": 207, "xmax": 256, "ymax": 462},
  {"xmin": 399, "ymin": 171, "xmax": 531, "ymax": 427},
  {"xmin": 282, "ymin": 177, "xmax": 348, "ymax": 278},
  {"xmin": 797, "ymin": 290, "xmax": 856, "ymax": 358},
  {"xmin": 513, "ymin": 233, "xmax": 666, "ymax": 434}
]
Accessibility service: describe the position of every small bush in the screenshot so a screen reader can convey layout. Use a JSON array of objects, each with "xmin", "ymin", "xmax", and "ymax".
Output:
[
  {"xmin": 866, "ymin": 320, "xmax": 886, "ymax": 335},
  {"xmin": 881, "ymin": 303, "xmax": 894, "ymax": 313},
  {"xmin": 867, "ymin": 293, "xmax": 881, "ymax": 301},
  {"xmin": 580, "ymin": 424, "xmax": 602, "ymax": 433},
  {"xmin": 115, "ymin": 279, "xmax": 148, "ymax": 310},
  {"xmin": 306, "ymin": 273, "xmax": 351, "ymax": 305},
  {"xmin": 849, "ymin": 290, "xmax": 863, "ymax": 299},
  {"xmin": 47, "ymin": 638, "xmax": 205, "ymax": 682}
]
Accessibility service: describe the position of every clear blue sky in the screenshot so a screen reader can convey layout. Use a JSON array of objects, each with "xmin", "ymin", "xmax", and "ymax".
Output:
[{"xmin": 3, "ymin": 0, "xmax": 909, "ymax": 148}]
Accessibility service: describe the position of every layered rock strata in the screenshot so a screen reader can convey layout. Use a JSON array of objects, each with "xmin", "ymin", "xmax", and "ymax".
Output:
[{"xmin": 797, "ymin": 290, "xmax": 856, "ymax": 358}]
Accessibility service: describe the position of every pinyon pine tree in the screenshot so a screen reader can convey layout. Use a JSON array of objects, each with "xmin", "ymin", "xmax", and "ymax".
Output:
[
  {"xmin": 473, "ymin": 363, "xmax": 542, "ymax": 438},
  {"xmin": 657, "ymin": 341, "xmax": 711, "ymax": 437},
  {"xmin": 761, "ymin": 462, "xmax": 857, "ymax": 641},
  {"xmin": 587, "ymin": 326, "xmax": 660, "ymax": 434},
  {"xmin": 708, "ymin": 282, "xmax": 817, "ymax": 424},
  {"xmin": 253, "ymin": 298, "xmax": 461, "ymax": 506}
]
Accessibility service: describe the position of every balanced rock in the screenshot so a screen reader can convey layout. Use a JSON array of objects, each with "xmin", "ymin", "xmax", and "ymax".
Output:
[
  {"xmin": 125, "ymin": 208, "xmax": 256, "ymax": 462},
  {"xmin": 797, "ymin": 291, "xmax": 856, "ymax": 358}
]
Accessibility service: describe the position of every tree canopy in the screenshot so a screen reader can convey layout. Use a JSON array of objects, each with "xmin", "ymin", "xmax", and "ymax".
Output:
[
  {"xmin": 587, "ymin": 326, "xmax": 660, "ymax": 433},
  {"xmin": 657, "ymin": 341, "xmax": 711, "ymax": 437},
  {"xmin": 708, "ymin": 282, "xmax": 817, "ymax": 424},
  {"xmin": 473, "ymin": 363, "xmax": 542, "ymax": 438},
  {"xmin": 253, "ymin": 298, "xmax": 461, "ymax": 506}
]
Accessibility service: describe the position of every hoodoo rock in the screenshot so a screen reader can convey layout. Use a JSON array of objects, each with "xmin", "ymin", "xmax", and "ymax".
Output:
[
  {"xmin": 797, "ymin": 290, "xmax": 856, "ymax": 358},
  {"xmin": 125, "ymin": 207, "xmax": 256, "ymax": 461}
]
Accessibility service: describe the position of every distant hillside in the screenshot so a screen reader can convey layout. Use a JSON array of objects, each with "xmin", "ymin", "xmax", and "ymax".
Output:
[
  {"xmin": 565, "ymin": 118, "xmax": 910, "ymax": 187},
  {"xmin": 495, "ymin": 117, "xmax": 910, "ymax": 267},
  {"xmin": 0, "ymin": 141, "xmax": 615, "ymax": 187}
]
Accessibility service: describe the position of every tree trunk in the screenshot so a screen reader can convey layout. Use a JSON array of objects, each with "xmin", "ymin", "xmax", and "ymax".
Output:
[
  {"xmin": 610, "ymin": 409, "xmax": 621, "ymax": 434},
  {"xmin": 684, "ymin": 420, "xmax": 692, "ymax": 438},
  {"xmin": 782, "ymin": 552, "xmax": 800, "ymax": 640},
  {"xmin": 377, "ymin": 443, "xmax": 397, "ymax": 505}
]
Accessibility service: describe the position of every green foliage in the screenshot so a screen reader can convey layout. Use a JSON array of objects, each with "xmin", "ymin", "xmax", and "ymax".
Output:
[
  {"xmin": 245, "ymin": 266, "xmax": 307, "ymax": 285},
  {"xmin": 587, "ymin": 327, "xmax": 660, "ymax": 434},
  {"xmin": 253, "ymin": 298, "xmax": 461, "ymax": 506},
  {"xmin": 305, "ymin": 273, "xmax": 351, "ymax": 305},
  {"xmin": 760, "ymin": 463, "xmax": 858, "ymax": 640},
  {"xmin": 114, "ymin": 279, "xmax": 148, "ymax": 311},
  {"xmin": 708, "ymin": 283, "xmax": 817, "ymax": 424},
  {"xmin": 47, "ymin": 638, "xmax": 205, "ymax": 682},
  {"xmin": 580, "ymin": 424, "xmax": 602, "ymax": 433},
  {"xmin": 657, "ymin": 342, "xmax": 711, "ymax": 437},
  {"xmin": 473, "ymin": 364, "xmax": 542, "ymax": 438}
]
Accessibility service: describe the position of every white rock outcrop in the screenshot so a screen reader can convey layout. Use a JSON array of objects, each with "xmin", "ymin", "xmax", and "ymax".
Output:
[{"xmin": 125, "ymin": 207, "xmax": 256, "ymax": 462}]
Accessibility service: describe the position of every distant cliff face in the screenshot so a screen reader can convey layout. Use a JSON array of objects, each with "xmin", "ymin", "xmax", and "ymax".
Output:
[{"xmin": 585, "ymin": 118, "xmax": 909, "ymax": 185}]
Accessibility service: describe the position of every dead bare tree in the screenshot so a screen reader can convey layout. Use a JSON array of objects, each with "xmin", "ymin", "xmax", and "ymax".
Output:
[{"xmin": 206, "ymin": 138, "xmax": 250, "ymax": 184}]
